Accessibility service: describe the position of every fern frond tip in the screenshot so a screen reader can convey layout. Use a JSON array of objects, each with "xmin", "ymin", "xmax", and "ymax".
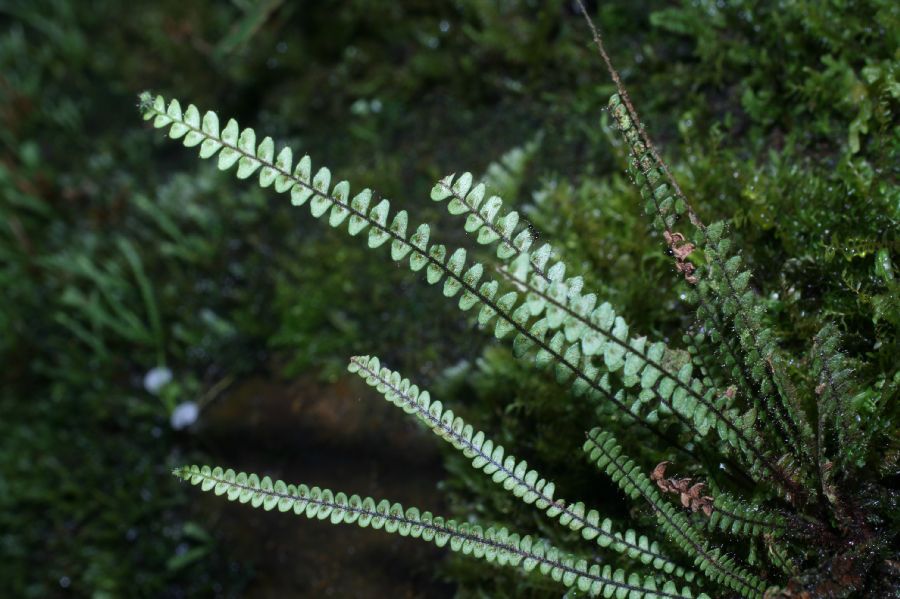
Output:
[
  {"xmin": 138, "ymin": 91, "xmax": 155, "ymax": 114},
  {"xmin": 347, "ymin": 355, "xmax": 370, "ymax": 373},
  {"xmin": 172, "ymin": 465, "xmax": 192, "ymax": 481}
]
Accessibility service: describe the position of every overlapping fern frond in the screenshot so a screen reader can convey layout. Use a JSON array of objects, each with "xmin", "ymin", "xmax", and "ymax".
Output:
[
  {"xmin": 138, "ymin": 88, "xmax": 791, "ymax": 596},
  {"xmin": 175, "ymin": 464, "xmax": 704, "ymax": 599},
  {"xmin": 136, "ymin": 8, "xmax": 893, "ymax": 595}
]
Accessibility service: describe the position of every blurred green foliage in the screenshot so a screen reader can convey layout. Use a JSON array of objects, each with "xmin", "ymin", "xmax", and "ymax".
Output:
[{"xmin": 1, "ymin": 0, "xmax": 896, "ymax": 596}]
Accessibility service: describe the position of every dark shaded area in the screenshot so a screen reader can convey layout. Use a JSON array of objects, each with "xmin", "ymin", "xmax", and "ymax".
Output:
[{"xmin": 191, "ymin": 376, "xmax": 453, "ymax": 598}]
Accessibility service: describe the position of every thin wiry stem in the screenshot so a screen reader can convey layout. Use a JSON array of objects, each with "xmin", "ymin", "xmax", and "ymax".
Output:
[{"xmin": 573, "ymin": 0, "xmax": 701, "ymax": 229}]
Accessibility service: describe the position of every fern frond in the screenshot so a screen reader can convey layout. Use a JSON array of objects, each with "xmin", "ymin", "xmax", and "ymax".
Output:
[
  {"xmin": 431, "ymin": 171, "xmax": 553, "ymax": 282},
  {"xmin": 684, "ymin": 310, "xmax": 758, "ymax": 413},
  {"xmin": 697, "ymin": 224, "xmax": 817, "ymax": 475},
  {"xmin": 143, "ymin": 92, "xmax": 792, "ymax": 496},
  {"xmin": 702, "ymin": 493, "xmax": 785, "ymax": 539},
  {"xmin": 575, "ymin": 2, "xmax": 702, "ymax": 230},
  {"xmin": 764, "ymin": 535, "xmax": 800, "ymax": 577},
  {"xmin": 584, "ymin": 429, "xmax": 767, "ymax": 598},
  {"xmin": 607, "ymin": 91, "xmax": 813, "ymax": 496},
  {"xmin": 697, "ymin": 228, "xmax": 794, "ymax": 405},
  {"xmin": 348, "ymin": 355, "xmax": 694, "ymax": 581},
  {"xmin": 606, "ymin": 96, "xmax": 690, "ymax": 235},
  {"xmin": 140, "ymin": 93, "xmax": 689, "ymax": 453},
  {"xmin": 577, "ymin": 2, "xmax": 813, "ymax": 481},
  {"xmin": 431, "ymin": 170, "xmax": 789, "ymax": 490},
  {"xmin": 649, "ymin": 462, "xmax": 785, "ymax": 539},
  {"xmin": 810, "ymin": 324, "xmax": 866, "ymax": 476},
  {"xmin": 174, "ymin": 465, "xmax": 704, "ymax": 598},
  {"xmin": 690, "ymin": 271, "xmax": 808, "ymax": 500}
]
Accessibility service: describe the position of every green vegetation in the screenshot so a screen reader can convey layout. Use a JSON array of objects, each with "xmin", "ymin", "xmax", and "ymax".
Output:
[{"xmin": 2, "ymin": 0, "xmax": 896, "ymax": 597}]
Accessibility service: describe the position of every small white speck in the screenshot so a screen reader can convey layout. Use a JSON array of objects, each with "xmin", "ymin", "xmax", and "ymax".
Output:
[
  {"xmin": 143, "ymin": 366, "xmax": 172, "ymax": 395},
  {"xmin": 170, "ymin": 402, "xmax": 199, "ymax": 430}
]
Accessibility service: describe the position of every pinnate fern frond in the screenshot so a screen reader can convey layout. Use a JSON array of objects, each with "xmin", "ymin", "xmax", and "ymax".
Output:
[
  {"xmin": 145, "ymin": 92, "xmax": 783, "ymax": 488},
  {"xmin": 702, "ymin": 492, "xmax": 785, "ymax": 539},
  {"xmin": 697, "ymin": 223, "xmax": 817, "ymax": 470},
  {"xmin": 431, "ymin": 171, "xmax": 552, "ymax": 280},
  {"xmin": 140, "ymin": 92, "xmax": 687, "ymax": 453},
  {"xmin": 810, "ymin": 324, "xmax": 868, "ymax": 476},
  {"xmin": 682, "ymin": 323, "xmax": 757, "ymax": 418},
  {"xmin": 607, "ymin": 92, "xmax": 815, "ymax": 498},
  {"xmin": 143, "ymin": 88, "xmax": 795, "ymax": 508},
  {"xmin": 581, "ymin": 7, "xmax": 815, "ymax": 492},
  {"xmin": 431, "ymin": 169, "xmax": 791, "ymax": 491},
  {"xmin": 348, "ymin": 354, "xmax": 694, "ymax": 581},
  {"xmin": 584, "ymin": 429, "xmax": 767, "ymax": 598},
  {"xmin": 174, "ymin": 465, "xmax": 705, "ymax": 598},
  {"xmin": 480, "ymin": 134, "xmax": 543, "ymax": 199}
]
